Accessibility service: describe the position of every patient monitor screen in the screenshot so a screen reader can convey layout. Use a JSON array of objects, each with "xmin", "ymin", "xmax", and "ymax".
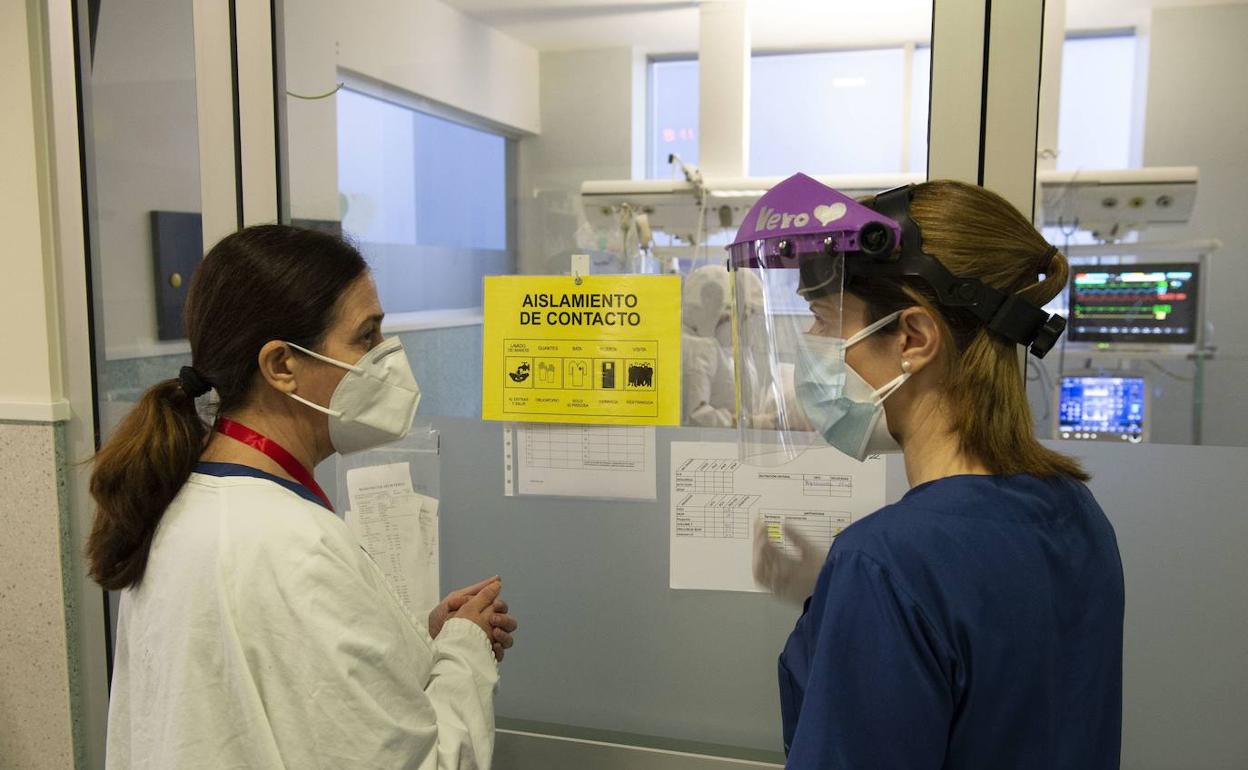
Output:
[
  {"xmin": 1069, "ymin": 263, "xmax": 1199, "ymax": 344},
  {"xmin": 1058, "ymin": 376, "xmax": 1147, "ymax": 443}
]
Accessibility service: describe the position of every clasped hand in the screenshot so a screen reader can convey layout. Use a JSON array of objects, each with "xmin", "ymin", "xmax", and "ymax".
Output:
[{"xmin": 427, "ymin": 576, "xmax": 518, "ymax": 661}]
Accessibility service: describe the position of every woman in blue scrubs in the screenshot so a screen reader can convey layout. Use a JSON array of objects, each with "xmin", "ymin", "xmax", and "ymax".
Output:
[{"xmin": 733, "ymin": 175, "xmax": 1124, "ymax": 769}]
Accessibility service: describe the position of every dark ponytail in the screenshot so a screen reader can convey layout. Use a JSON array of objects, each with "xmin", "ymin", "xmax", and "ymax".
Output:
[
  {"xmin": 87, "ymin": 380, "xmax": 207, "ymax": 589},
  {"xmin": 87, "ymin": 225, "xmax": 367, "ymax": 590}
]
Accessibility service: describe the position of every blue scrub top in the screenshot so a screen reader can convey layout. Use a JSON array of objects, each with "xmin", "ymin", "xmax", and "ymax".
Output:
[{"xmin": 779, "ymin": 473, "xmax": 1124, "ymax": 769}]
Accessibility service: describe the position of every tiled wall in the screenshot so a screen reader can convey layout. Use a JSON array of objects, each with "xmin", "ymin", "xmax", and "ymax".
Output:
[{"xmin": 0, "ymin": 420, "xmax": 77, "ymax": 769}]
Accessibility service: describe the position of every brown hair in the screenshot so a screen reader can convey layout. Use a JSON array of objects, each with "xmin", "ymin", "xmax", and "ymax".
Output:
[
  {"xmin": 87, "ymin": 225, "xmax": 368, "ymax": 590},
  {"xmin": 855, "ymin": 180, "xmax": 1088, "ymax": 481}
]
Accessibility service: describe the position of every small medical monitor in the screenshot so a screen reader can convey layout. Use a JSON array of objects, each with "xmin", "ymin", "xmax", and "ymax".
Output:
[
  {"xmin": 1056, "ymin": 375, "xmax": 1148, "ymax": 443},
  {"xmin": 1068, "ymin": 263, "xmax": 1200, "ymax": 345}
]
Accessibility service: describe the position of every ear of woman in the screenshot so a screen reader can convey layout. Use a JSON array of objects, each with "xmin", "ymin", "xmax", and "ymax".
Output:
[
  {"xmin": 895, "ymin": 306, "xmax": 943, "ymax": 377},
  {"xmin": 257, "ymin": 341, "xmax": 300, "ymax": 395}
]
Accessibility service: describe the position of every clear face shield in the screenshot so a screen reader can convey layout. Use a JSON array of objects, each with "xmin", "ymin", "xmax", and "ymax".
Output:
[
  {"xmin": 730, "ymin": 241, "xmax": 847, "ymax": 465},
  {"xmin": 726, "ymin": 174, "xmax": 901, "ymax": 466},
  {"xmin": 728, "ymin": 175, "xmax": 1071, "ymax": 467}
]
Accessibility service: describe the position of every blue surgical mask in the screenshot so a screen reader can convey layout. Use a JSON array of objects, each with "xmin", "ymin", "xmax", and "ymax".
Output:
[{"xmin": 794, "ymin": 311, "xmax": 909, "ymax": 461}]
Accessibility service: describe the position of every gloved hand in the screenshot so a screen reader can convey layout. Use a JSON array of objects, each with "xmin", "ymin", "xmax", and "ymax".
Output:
[{"xmin": 753, "ymin": 517, "xmax": 827, "ymax": 606}]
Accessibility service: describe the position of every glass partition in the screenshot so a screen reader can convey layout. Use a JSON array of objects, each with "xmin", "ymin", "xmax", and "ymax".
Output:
[
  {"xmin": 80, "ymin": 0, "xmax": 201, "ymax": 437},
  {"xmin": 650, "ymin": 46, "xmax": 931, "ymax": 179},
  {"xmin": 68, "ymin": 1, "xmax": 1247, "ymax": 765},
  {"xmin": 281, "ymin": 1, "xmax": 934, "ymax": 761},
  {"xmin": 335, "ymin": 86, "xmax": 511, "ymax": 316},
  {"xmin": 73, "ymin": 0, "xmax": 205, "ymax": 664},
  {"xmin": 1031, "ymin": 2, "xmax": 1248, "ymax": 449}
]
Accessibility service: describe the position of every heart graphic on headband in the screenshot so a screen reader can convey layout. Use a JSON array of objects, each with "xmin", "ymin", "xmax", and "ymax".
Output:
[{"xmin": 813, "ymin": 203, "xmax": 847, "ymax": 226}]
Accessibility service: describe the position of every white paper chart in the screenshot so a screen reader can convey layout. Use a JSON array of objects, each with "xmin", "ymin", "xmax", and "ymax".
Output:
[
  {"xmin": 513, "ymin": 424, "xmax": 657, "ymax": 499},
  {"xmin": 669, "ymin": 442, "xmax": 887, "ymax": 592},
  {"xmin": 345, "ymin": 463, "xmax": 441, "ymax": 616}
]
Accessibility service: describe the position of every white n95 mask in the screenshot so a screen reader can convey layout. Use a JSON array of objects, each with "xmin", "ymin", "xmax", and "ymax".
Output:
[
  {"xmin": 793, "ymin": 311, "xmax": 909, "ymax": 461},
  {"xmin": 285, "ymin": 337, "xmax": 422, "ymax": 455}
]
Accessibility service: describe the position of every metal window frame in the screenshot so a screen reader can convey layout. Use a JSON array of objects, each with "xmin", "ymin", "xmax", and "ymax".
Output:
[
  {"xmin": 929, "ymin": 0, "xmax": 1047, "ymax": 215},
  {"xmin": 194, "ymin": 0, "xmax": 281, "ymax": 243},
  {"xmin": 54, "ymin": 1, "xmax": 282, "ymax": 766},
  {"xmin": 45, "ymin": 3, "xmax": 108, "ymax": 766}
]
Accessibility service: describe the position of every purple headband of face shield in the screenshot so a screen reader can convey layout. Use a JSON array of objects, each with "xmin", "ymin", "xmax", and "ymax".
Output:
[
  {"xmin": 726, "ymin": 173, "xmax": 902, "ymax": 269},
  {"xmin": 726, "ymin": 174, "xmax": 1068, "ymax": 358}
]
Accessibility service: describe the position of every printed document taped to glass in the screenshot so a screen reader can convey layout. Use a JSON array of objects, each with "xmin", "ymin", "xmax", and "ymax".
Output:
[
  {"xmin": 669, "ymin": 442, "xmax": 887, "ymax": 591},
  {"xmin": 481, "ymin": 275, "xmax": 681, "ymax": 425},
  {"xmin": 513, "ymin": 424, "xmax": 657, "ymax": 500},
  {"xmin": 345, "ymin": 462, "xmax": 440, "ymax": 615}
]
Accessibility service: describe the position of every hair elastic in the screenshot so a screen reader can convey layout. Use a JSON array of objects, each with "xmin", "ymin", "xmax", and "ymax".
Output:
[
  {"xmin": 1038, "ymin": 244, "xmax": 1059, "ymax": 275},
  {"xmin": 178, "ymin": 366, "xmax": 212, "ymax": 398}
]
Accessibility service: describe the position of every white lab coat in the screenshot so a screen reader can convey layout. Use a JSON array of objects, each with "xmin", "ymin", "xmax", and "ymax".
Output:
[{"xmin": 106, "ymin": 471, "xmax": 498, "ymax": 769}]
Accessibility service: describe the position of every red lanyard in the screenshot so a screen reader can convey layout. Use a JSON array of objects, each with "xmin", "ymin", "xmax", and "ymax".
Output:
[{"xmin": 216, "ymin": 418, "xmax": 334, "ymax": 512}]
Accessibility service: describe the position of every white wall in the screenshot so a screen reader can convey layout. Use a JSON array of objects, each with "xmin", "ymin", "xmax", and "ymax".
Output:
[
  {"xmin": 284, "ymin": 0, "xmax": 539, "ymax": 224},
  {"xmin": 0, "ymin": 3, "xmax": 77, "ymax": 768},
  {"xmin": 1140, "ymin": 3, "xmax": 1248, "ymax": 448},
  {"xmin": 0, "ymin": 0, "xmax": 66, "ymax": 417},
  {"xmin": 515, "ymin": 47, "xmax": 646, "ymax": 275},
  {"xmin": 335, "ymin": 0, "xmax": 538, "ymax": 133}
]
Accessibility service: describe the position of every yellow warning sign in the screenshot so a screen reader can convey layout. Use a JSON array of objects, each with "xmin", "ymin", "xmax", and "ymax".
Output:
[{"xmin": 482, "ymin": 275, "xmax": 681, "ymax": 425}]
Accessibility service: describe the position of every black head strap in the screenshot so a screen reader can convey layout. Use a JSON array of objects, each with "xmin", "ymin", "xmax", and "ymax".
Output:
[{"xmin": 855, "ymin": 185, "xmax": 1066, "ymax": 359}]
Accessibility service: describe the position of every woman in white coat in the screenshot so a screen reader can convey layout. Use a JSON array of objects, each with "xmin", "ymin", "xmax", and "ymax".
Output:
[{"xmin": 88, "ymin": 225, "xmax": 517, "ymax": 768}]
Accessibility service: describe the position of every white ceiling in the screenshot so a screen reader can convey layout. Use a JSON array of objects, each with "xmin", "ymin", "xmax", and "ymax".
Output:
[{"xmin": 443, "ymin": 0, "xmax": 1248, "ymax": 53}]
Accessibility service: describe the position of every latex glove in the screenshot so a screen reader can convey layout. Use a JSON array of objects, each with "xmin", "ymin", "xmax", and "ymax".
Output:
[
  {"xmin": 753, "ymin": 517, "xmax": 827, "ymax": 606},
  {"xmin": 428, "ymin": 576, "xmax": 519, "ymax": 661}
]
